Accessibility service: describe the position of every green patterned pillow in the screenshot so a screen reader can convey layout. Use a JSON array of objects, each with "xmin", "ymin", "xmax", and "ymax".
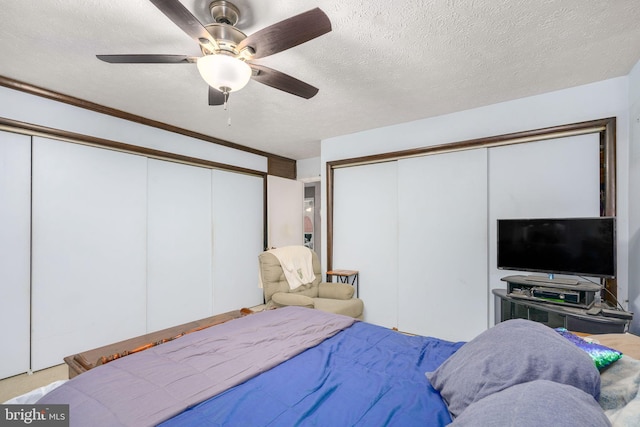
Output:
[{"xmin": 555, "ymin": 328, "xmax": 622, "ymax": 369}]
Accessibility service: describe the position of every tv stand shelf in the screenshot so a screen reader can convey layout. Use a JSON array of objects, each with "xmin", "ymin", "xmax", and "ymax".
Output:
[
  {"xmin": 493, "ymin": 289, "xmax": 629, "ymax": 334},
  {"xmin": 501, "ymin": 275, "xmax": 600, "ymax": 308},
  {"xmin": 501, "ymin": 275, "xmax": 601, "ymax": 291}
]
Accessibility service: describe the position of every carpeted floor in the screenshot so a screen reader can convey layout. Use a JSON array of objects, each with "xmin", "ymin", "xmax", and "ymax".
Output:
[{"xmin": 0, "ymin": 364, "xmax": 68, "ymax": 403}]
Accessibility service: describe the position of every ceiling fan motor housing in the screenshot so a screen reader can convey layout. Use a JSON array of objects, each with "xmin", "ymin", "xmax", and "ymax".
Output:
[
  {"xmin": 202, "ymin": 24, "xmax": 247, "ymax": 56},
  {"xmin": 209, "ymin": 1, "xmax": 240, "ymax": 26},
  {"xmin": 202, "ymin": 1, "xmax": 253, "ymax": 58}
]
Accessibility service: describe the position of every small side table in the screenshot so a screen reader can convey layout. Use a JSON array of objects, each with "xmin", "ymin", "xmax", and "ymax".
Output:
[{"xmin": 326, "ymin": 270, "xmax": 359, "ymax": 298}]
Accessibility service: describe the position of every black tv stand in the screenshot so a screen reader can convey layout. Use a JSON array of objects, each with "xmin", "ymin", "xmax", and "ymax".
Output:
[
  {"xmin": 501, "ymin": 275, "xmax": 600, "ymax": 309},
  {"xmin": 493, "ymin": 289, "xmax": 630, "ymax": 334}
]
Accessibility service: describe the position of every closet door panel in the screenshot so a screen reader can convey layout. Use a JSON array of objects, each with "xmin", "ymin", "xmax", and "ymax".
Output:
[
  {"xmin": 488, "ymin": 134, "xmax": 601, "ymax": 313},
  {"xmin": 147, "ymin": 159, "xmax": 213, "ymax": 332},
  {"xmin": 212, "ymin": 170, "xmax": 264, "ymax": 313},
  {"xmin": 333, "ymin": 162, "xmax": 398, "ymax": 328},
  {"xmin": 0, "ymin": 132, "xmax": 31, "ymax": 378},
  {"xmin": 397, "ymin": 149, "xmax": 488, "ymax": 342},
  {"xmin": 31, "ymin": 138, "xmax": 147, "ymax": 370}
]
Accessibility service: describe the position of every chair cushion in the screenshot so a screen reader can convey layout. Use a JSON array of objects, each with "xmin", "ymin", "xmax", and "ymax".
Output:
[
  {"xmin": 318, "ymin": 282, "xmax": 355, "ymax": 300},
  {"xmin": 271, "ymin": 292, "xmax": 314, "ymax": 308},
  {"xmin": 313, "ymin": 297, "xmax": 363, "ymax": 318}
]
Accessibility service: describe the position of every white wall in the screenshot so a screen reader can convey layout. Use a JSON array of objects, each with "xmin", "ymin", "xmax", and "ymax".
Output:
[
  {"xmin": 0, "ymin": 86, "xmax": 267, "ymax": 173},
  {"xmin": 267, "ymin": 175, "xmax": 303, "ymax": 248},
  {"xmin": 297, "ymin": 156, "xmax": 321, "ymax": 182},
  {"xmin": 322, "ymin": 76, "xmax": 632, "ymax": 330},
  {"xmin": 628, "ymin": 59, "xmax": 640, "ymax": 332}
]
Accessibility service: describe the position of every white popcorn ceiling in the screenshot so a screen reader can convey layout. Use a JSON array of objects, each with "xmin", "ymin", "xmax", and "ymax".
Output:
[{"xmin": 0, "ymin": 0, "xmax": 639, "ymax": 159}]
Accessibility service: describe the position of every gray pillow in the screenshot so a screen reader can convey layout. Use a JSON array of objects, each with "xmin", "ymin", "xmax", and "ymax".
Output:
[
  {"xmin": 426, "ymin": 319, "xmax": 600, "ymax": 419},
  {"xmin": 450, "ymin": 380, "xmax": 611, "ymax": 427}
]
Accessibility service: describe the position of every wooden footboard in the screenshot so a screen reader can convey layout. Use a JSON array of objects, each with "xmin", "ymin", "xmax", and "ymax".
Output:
[{"xmin": 64, "ymin": 308, "xmax": 253, "ymax": 378}]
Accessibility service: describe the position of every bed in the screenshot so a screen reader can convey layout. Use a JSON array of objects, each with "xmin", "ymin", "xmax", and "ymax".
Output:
[{"xmin": 32, "ymin": 307, "xmax": 640, "ymax": 426}]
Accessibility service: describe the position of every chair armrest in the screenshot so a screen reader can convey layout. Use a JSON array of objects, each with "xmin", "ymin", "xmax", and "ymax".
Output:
[
  {"xmin": 318, "ymin": 282, "xmax": 354, "ymax": 300},
  {"xmin": 271, "ymin": 292, "xmax": 315, "ymax": 308}
]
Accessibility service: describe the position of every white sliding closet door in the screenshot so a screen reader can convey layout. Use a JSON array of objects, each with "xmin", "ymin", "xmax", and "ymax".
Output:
[
  {"xmin": 0, "ymin": 131, "xmax": 31, "ymax": 378},
  {"xmin": 488, "ymin": 134, "xmax": 601, "ymax": 312},
  {"xmin": 31, "ymin": 138, "xmax": 147, "ymax": 370},
  {"xmin": 397, "ymin": 149, "xmax": 488, "ymax": 341},
  {"xmin": 211, "ymin": 170, "xmax": 264, "ymax": 313},
  {"xmin": 147, "ymin": 159, "xmax": 213, "ymax": 332},
  {"xmin": 333, "ymin": 162, "xmax": 398, "ymax": 328}
]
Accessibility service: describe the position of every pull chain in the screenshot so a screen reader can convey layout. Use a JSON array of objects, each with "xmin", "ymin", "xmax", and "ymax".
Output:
[{"xmin": 222, "ymin": 88, "xmax": 231, "ymax": 127}]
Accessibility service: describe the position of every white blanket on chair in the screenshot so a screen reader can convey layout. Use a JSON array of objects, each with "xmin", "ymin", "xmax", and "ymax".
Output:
[{"xmin": 269, "ymin": 246, "xmax": 316, "ymax": 290}]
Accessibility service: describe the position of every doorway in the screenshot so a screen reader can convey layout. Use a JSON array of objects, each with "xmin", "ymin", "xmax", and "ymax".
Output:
[{"xmin": 304, "ymin": 181, "xmax": 321, "ymax": 264}]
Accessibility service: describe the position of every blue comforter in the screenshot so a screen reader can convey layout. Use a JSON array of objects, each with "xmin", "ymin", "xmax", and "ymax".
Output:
[{"xmin": 162, "ymin": 321, "xmax": 463, "ymax": 426}]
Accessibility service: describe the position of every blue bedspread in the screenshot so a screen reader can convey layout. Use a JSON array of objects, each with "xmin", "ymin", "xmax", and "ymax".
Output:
[{"xmin": 161, "ymin": 321, "xmax": 463, "ymax": 427}]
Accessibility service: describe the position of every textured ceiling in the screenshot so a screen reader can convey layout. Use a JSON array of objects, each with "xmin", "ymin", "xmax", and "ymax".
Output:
[{"xmin": 1, "ymin": 0, "xmax": 639, "ymax": 160}]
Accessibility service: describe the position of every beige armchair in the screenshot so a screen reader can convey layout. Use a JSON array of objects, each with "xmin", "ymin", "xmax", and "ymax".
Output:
[{"xmin": 258, "ymin": 248, "xmax": 364, "ymax": 318}]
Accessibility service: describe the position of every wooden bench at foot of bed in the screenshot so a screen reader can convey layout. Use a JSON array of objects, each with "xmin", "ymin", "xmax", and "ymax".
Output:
[{"xmin": 64, "ymin": 308, "xmax": 253, "ymax": 378}]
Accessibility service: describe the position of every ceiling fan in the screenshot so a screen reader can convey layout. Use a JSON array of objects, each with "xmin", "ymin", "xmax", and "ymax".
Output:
[{"xmin": 97, "ymin": 0, "xmax": 331, "ymax": 106}]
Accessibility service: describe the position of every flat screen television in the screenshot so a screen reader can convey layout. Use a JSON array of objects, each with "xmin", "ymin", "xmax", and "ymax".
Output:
[{"xmin": 497, "ymin": 217, "xmax": 616, "ymax": 278}]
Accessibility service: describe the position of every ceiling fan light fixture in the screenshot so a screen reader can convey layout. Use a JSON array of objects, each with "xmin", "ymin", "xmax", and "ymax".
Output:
[{"xmin": 197, "ymin": 54, "xmax": 251, "ymax": 92}]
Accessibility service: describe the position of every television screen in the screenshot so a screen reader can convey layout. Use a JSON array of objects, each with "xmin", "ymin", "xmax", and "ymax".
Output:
[{"xmin": 497, "ymin": 217, "xmax": 616, "ymax": 278}]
